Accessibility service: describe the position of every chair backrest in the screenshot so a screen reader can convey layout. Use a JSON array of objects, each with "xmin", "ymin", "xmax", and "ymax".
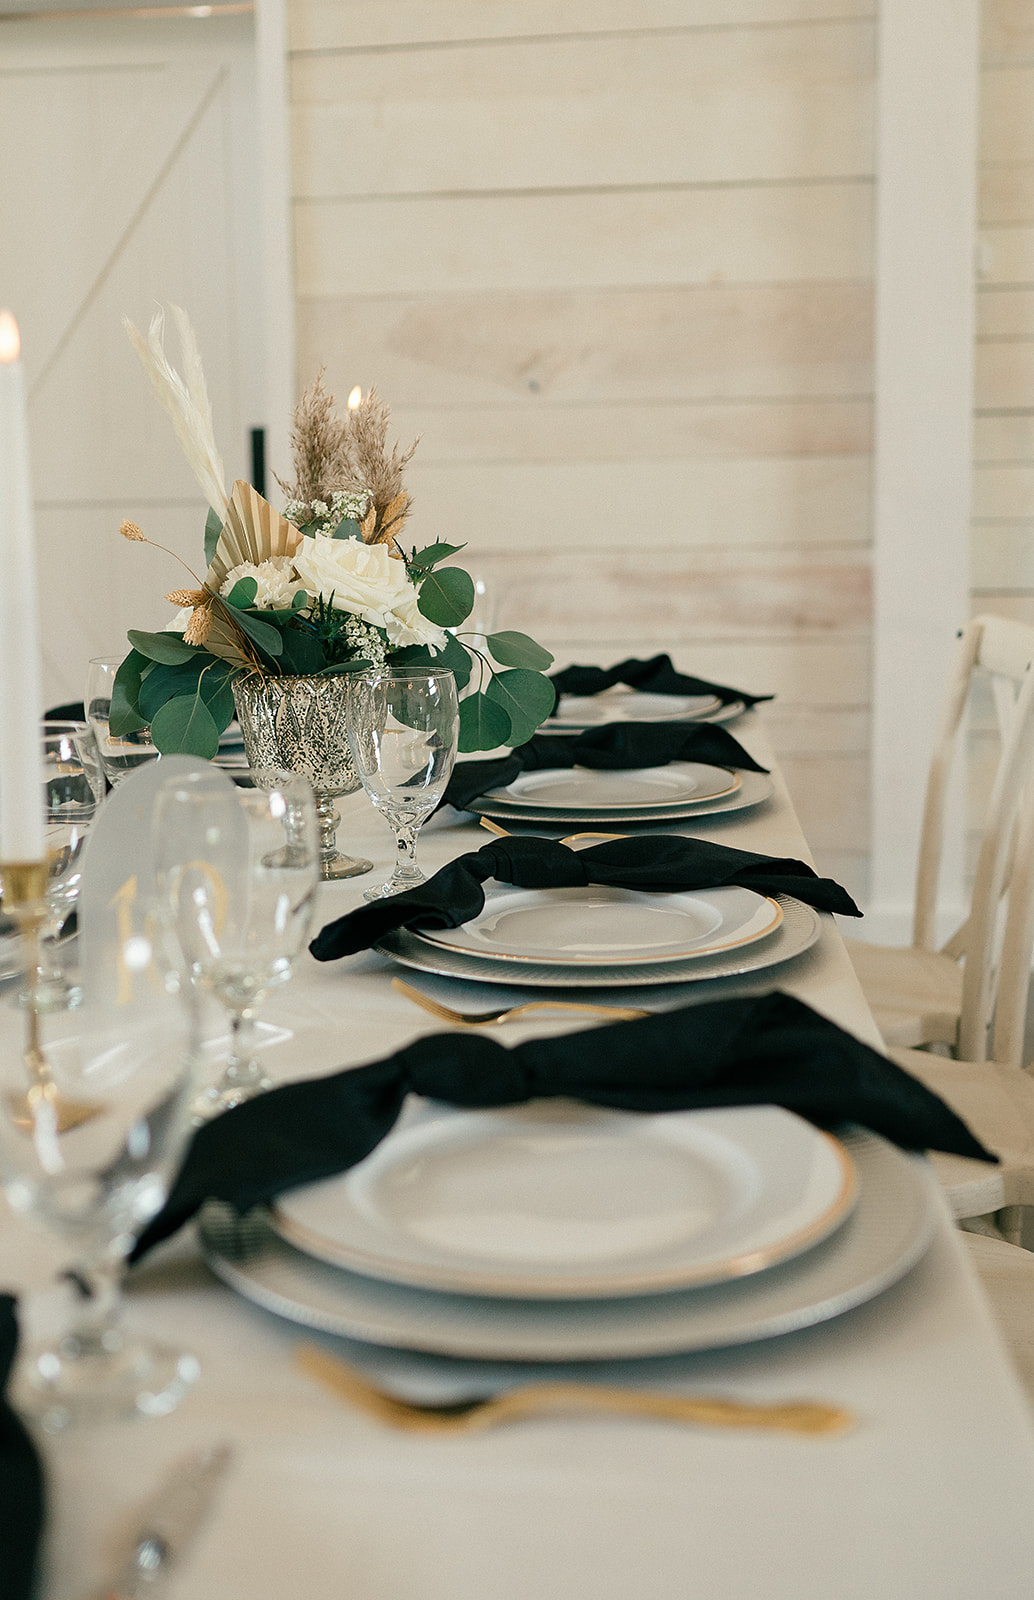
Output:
[
  {"xmin": 912, "ymin": 615, "xmax": 1034, "ymax": 1061},
  {"xmin": 986, "ymin": 774, "xmax": 1034, "ymax": 1069}
]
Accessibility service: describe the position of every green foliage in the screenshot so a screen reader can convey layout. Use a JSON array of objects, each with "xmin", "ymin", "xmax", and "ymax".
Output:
[
  {"xmin": 127, "ymin": 629, "xmax": 200, "ymax": 666},
  {"xmin": 223, "ymin": 576, "xmax": 258, "ymax": 610},
  {"xmin": 150, "ymin": 692, "xmax": 220, "ymax": 758},
  {"xmin": 331, "ymin": 517, "xmax": 363, "ymax": 540},
  {"xmin": 204, "ymin": 506, "xmax": 223, "ymax": 566},
  {"xmin": 109, "ymin": 649, "xmax": 150, "ymax": 735},
  {"xmin": 486, "ymin": 669, "xmax": 557, "ymax": 746},
  {"xmin": 458, "ymin": 692, "xmax": 512, "ymax": 753},
  {"xmin": 417, "ymin": 566, "xmax": 475, "ymax": 628},
  {"xmin": 484, "ymin": 631, "xmax": 554, "ymax": 672}
]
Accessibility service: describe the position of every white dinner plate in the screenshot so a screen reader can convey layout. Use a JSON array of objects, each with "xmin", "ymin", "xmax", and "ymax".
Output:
[
  {"xmin": 547, "ymin": 690, "xmax": 722, "ymax": 729},
  {"xmin": 414, "ymin": 885, "xmax": 782, "ymax": 967},
  {"xmin": 200, "ymin": 1127, "xmax": 936, "ymax": 1361},
  {"xmin": 467, "ymin": 769, "xmax": 775, "ymax": 825},
  {"xmin": 376, "ymin": 893, "xmax": 821, "ymax": 988},
  {"xmin": 270, "ymin": 1103, "xmax": 855, "ymax": 1299},
  {"xmin": 484, "ymin": 763, "xmax": 740, "ymax": 812}
]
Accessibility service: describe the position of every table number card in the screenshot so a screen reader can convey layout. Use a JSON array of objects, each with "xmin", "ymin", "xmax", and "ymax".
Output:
[{"xmin": 77, "ymin": 755, "xmax": 215, "ymax": 1016}]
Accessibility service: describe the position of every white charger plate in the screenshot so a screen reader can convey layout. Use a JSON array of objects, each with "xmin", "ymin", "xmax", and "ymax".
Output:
[
  {"xmin": 548, "ymin": 690, "xmax": 722, "ymax": 729},
  {"xmin": 376, "ymin": 894, "xmax": 821, "ymax": 989},
  {"xmin": 200, "ymin": 1128, "xmax": 935, "ymax": 1361},
  {"xmin": 270, "ymin": 1103, "xmax": 855, "ymax": 1299},
  {"xmin": 484, "ymin": 762, "xmax": 739, "ymax": 812},
  {"xmin": 414, "ymin": 885, "xmax": 782, "ymax": 967},
  {"xmin": 467, "ymin": 769, "xmax": 775, "ymax": 825}
]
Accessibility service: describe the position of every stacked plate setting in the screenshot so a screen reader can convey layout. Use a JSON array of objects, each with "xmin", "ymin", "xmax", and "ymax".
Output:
[
  {"xmin": 469, "ymin": 760, "xmax": 774, "ymax": 827},
  {"xmin": 544, "ymin": 688, "xmax": 745, "ymax": 730},
  {"xmin": 201, "ymin": 1100, "xmax": 937, "ymax": 1363}
]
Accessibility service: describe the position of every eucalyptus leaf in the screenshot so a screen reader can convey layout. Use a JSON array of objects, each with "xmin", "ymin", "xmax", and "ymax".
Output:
[
  {"xmin": 318, "ymin": 658, "xmax": 374, "ymax": 676},
  {"xmin": 412, "ymin": 541, "xmax": 466, "ymax": 569},
  {"xmin": 390, "ymin": 645, "xmax": 433, "ymax": 672},
  {"xmin": 427, "ymin": 631, "xmax": 472, "ymax": 691},
  {"xmin": 485, "ymin": 631, "xmax": 555, "ymax": 672},
  {"xmin": 109, "ymin": 649, "xmax": 149, "ymax": 736},
  {"xmin": 204, "ymin": 506, "xmax": 223, "ymax": 566},
  {"xmin": 220, "ymin": 602, "xmax": 283, "ymax": 657},
  {"xmin": 277, "ymin": 627, "xmax": 326, "ymax": 675},
  {"xmin": 138, "ymin": 658, "xmax": 205, "ymax": 721},
  {"xmin": 150, "ymin": 693, "xmax": 219, "ymax": 758},
  {"xmin": 458, "ymin": 692, "xmax": 511, "ymax": 753},
  {"xmin": 126, "ymin": 629, "xmax": 200, "ymax": 666},
  {"xmin": 331, "ymin": 517, "xmax": 363, "ymax": 541},
  {"xmin": 485, "ymin": 669, "xmax": 557, "ymax": 746},
  {"xmin": 417, "ymin": 566, "xmax": 476, "ymax": 628},
  {"xmin": 224, "ymin": 576, "xmax": 258, "ymax": 610}
]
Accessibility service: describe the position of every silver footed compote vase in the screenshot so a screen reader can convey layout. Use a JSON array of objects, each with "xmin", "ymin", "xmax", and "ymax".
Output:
[{"xmin": 232, "ymin": 674, "xmax": 372, "ymax": 881}]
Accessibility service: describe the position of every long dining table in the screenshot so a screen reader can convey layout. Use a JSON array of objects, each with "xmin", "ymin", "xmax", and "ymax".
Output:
[{"xmin": 7, "ymin": 709, "xmax": 1034, "ymax": 1598}]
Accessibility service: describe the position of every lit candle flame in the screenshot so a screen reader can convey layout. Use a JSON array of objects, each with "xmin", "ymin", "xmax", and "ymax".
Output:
[
  {"xmin": 347, "ymin": 386, "xmax": 363, "ymax": 410},
  {"xmin": 0, "ymin": 311, "xmax": 21, "ymax": 364}
]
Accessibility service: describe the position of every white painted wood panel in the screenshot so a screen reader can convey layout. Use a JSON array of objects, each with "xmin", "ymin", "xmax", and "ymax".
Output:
[
  {"xmin": 290, "ymin": 0, "xmax": 876, "ymax": 53},
  {"xmin": 382, "ymin": 400, "xmax": 872, "ymax": 462},
  {"xmin": 975, "ymin": 415, "xmax": 1034, "ymax": 462},
  {"xmin": 977, "ymin": 226, "xmax": 1034, "ymax": 284},
  {"xmin": 297, "ymin": 282, "xmax": 872, "ymax": 406},
  {"xmin": 295, "ymin": 183, "xmax": 873, "ymax": 297},
  {"xmin": 406, "ymin": 458, "xmax": 870, "ymax": 549},
  {"xmin": 292, "ymin": 24, "xmax": 873, "ymax": 195}
]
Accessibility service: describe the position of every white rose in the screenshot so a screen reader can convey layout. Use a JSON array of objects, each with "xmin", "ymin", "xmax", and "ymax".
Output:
[
  {"xmin": 292, "ymin": 535, "xmax": 415, "ymax": 630},
  {"xmin": 219, "ymin": 557, "xmax": 303, "ymax": 610},
  {"xmin": 385, "ymin": 589, "xmax": 447, "ymax": 650}
]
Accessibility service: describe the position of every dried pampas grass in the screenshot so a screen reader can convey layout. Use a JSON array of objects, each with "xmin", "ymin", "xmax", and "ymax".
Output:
[{"xmin": 123, "ymin": 305, "xmax": 229, "ymax": 517}]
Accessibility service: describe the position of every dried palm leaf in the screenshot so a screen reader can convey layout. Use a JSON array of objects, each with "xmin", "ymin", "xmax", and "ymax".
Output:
[
  {"xmin": 123, "ymin": 306, "xmax": 229, "ymax": 516},
  {"xmin": 205, "ymin": 480, "xmax": 303, "ymax": 594}
]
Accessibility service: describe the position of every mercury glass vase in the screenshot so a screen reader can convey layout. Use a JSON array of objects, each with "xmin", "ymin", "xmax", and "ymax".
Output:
[{"xmin": 231, "ymin": 675, "xmax": 373, "ymax": 881}]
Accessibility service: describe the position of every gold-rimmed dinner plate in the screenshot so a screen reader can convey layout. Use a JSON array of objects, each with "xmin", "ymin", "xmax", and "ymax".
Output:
[
  {"xmin": 482, "ymin": 762, "xmax": 739, "ymax": 813},
  {"xmin": 466, "ymin": 769, "xmax": 774, "ymax": 825},
  {"xmin": 547, "ymin": 690, "xmax": 723, "ymax": 729},
  {"xmin": 375, "ymin": 894, "xmax": 821, "ymax": 989},
  {"xmin": 200, "ymin": 1127, "xmax": 935, "ymax": 1361},
  {"xmin": 269, "ymin": 1102, "xmax": 855, "ymax": 1299},
  {"xmin": 413, "ymin": 886, "xmax": 781, "ymax": 968}
]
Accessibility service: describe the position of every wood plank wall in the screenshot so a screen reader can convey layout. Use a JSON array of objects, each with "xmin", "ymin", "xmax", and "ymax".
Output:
[{"xmin": 286, "ymin": 0, "xmax": 876, "ymax": 897}]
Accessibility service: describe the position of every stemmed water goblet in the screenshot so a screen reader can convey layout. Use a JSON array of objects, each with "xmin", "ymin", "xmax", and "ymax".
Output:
[
  {"xmin": 85, "ymin": 655, "xmax": 160, "ymax": 785},
  {"xmin": 31, "ymin": 720, "xmax": 105, "ymax": 1010},
  {"xmin": 346, "ymin": 670, "xmax": 460, "ymax": 900},
  {"xmin": 153, "ymin": 767, "xmax": 319, "ymax": 1117},
  {"xmin": 0, "ymin": 990, "xmax": 201, "ymax": 1431}
]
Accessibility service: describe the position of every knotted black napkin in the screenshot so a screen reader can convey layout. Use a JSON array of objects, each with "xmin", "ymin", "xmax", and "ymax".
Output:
[
  {"xmin": 309, "ymin": 834, "xmax": 861, "ymax": 964},
  {"xmin": 0, "ymin": 1296, "xmax": 43, "ymax": 1600},
  {"xmin": 550, "ymin": 654, "xmax": 773, "ymax": 708},
  {"xmin": 131, "ymin": 991, "xmax": 993, "ymax": 1262},
  {"xmin": 442, "ymin": 722, "xmax": 768, "ymax": 813}
]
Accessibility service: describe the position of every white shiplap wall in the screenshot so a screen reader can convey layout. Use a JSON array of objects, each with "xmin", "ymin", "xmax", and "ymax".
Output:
[{"xmin": 287, "ymin": 0, "xmax": 876, "ymax": 896}]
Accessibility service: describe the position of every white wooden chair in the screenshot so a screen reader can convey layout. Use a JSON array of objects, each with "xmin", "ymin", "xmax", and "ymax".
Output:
[
  {"xmin": 889, "ymin": 766, "xmax": 1034, "ymax": 1230},
  {"xmin": 846, "ymin": 614, "xmax": 1034, "ymax": 1060},
  {"xmin": 963, "ymin": 1233, "xmax": 1034, "ymax": 1412}
]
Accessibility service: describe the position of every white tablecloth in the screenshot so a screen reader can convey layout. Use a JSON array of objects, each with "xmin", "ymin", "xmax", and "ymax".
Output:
[{"xmin": 8, "ymin": 714, "xmax": 1034, "ymax": 1599}]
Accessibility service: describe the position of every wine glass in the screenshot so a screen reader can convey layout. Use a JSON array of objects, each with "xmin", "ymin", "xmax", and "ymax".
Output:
[
  {"xmin": 0, "ymin": 992, "xmax": 201, "ymax": 1431},
  {"xmin": 85, "ymin": 656, "xmax": 160, "ymax": 785},
  {"xmin": 30, "ymin": 720, "xmax": 105, "ymax": 1010},
  {"xmin": 153, "ymin": 768, "xmax": 319, "ymax": 1117},
  {"xmin": 346, "ymin": 670, "xmax": 459, "ymax": 900}
]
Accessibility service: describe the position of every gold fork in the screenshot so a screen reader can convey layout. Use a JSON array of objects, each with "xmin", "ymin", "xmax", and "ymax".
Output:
[
  {"xmin": 295, "ymin": 1343, "xmax": 854, "ymax": 1438},
  {"xmin": 392, "ymin": 977, "xmax": 651, "ymax": 1028},
  {"xmin": 478, "ymin": 817, "xmax": 628, "ymax": 846}
]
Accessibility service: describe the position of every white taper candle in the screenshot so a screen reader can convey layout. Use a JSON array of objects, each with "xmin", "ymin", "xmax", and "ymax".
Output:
[{"xmin": 0, "ymin": 311, "xmax": 44, "ymax": 861}]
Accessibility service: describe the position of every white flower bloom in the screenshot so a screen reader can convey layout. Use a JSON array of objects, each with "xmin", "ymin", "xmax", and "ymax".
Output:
[
  {"xmin": 163, "ymin": 606, "xmax": 194, "ymax": 633},
  {"xmin": 219, "ymin": 556, "xmax": 303, "ymax": 610},
  {"xmin": 385, "ymin": 588, "xmax": 447, "ymax": 650},
  {"xmin": 292, "ymin": 535, "xmax": 418, "ymax": 629}
]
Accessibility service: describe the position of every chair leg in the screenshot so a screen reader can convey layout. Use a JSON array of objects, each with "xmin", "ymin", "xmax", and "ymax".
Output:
[
  {"xmin": 996, "ymin": 1206, "xmax": 1028, "ymax": 1247},
  {"xmin": 960, "ymin": 1214, "xmax": 1008, "ymax": 1241}
]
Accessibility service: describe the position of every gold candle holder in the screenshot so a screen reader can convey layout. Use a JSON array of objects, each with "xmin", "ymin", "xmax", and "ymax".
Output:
[{"xmin": 1, "ymin": 858, "xmax": 99, "ymax": 1133}]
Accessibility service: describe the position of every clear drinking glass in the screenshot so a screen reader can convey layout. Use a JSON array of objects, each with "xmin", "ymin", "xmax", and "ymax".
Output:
[
  {"xmin": 85, "ymin": 656, "xmax": 160, "ymax": 785},
  {"xmin": 346, "ymin": 670, "xmax": 459, "ymax": 900},
  {"xmin": 0, "ymin": 996, "xmax": 201, "ymax": 1431},
  {"xmin": 153, "ymin": 768, "xmax": 319, "ymax": 1117},
  {"xmin": 31, "ymin": 720, "xmax": 105, "ymax": 1010}
]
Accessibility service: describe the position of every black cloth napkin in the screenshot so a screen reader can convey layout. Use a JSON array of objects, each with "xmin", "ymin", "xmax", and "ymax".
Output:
[
  {"xmin": 309, "ymin": 834, "xmax": 861, "ymax": 964},
  {"xmin": 550, "ymin": 654, "xmax": 773, "ymax": 708},
  {"xmin": 442, "ymin": 723, "xmax": 768, "ymax": 813},
  {"xmin": 0, "ymin": 1295, "xmax": 44, "ymax": 1600},
  {"xmin": 131, "ymin": 991, "xmax": 993, "ymax": 1262}
]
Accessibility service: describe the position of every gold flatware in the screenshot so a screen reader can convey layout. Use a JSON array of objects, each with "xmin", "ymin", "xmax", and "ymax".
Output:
[
  {"xmin": 478, "ymin": 817, "xmax": 628, "ymax": 847},
  {"xmin": 392, "ymin": 977, "xmax": 651, "ymax": 1028},
  {"xmin": 295, "ymin": 1343, "xmax": 855, "ymax": 1438}
]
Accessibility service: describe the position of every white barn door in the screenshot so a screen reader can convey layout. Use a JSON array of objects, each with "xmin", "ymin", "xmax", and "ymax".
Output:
[{"xmin": 0, "ymin": 10, "xmax": 284, "ymax": 705}]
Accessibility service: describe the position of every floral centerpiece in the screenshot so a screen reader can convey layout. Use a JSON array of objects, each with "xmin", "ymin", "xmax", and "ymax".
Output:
[{"xmin": 110, "ymin": 308, "xmax": 554, "ymax": 757}]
